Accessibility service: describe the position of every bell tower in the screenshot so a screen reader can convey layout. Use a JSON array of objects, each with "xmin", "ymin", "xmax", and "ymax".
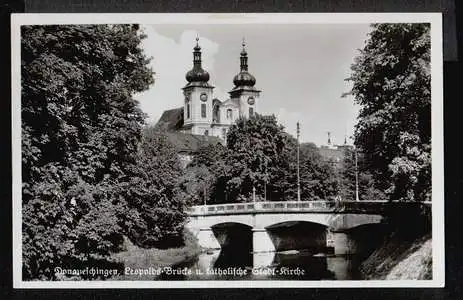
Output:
[
  {"xmin": 229, "ymin": 38, "xmax": 261, "ymax": 119},
  {"xmin": 182, "ymin": 36, "xmax": 214, "ymax": 135}
]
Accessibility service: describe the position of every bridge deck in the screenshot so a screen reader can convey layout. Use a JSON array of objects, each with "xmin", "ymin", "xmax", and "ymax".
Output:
[{"xmin": 188, "ymin": 200, "xmax": 431, "ymax": 216}]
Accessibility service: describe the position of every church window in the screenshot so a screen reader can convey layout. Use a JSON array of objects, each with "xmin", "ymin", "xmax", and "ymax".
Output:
[
  {"xmin": 186, "ymin": 102, "xmax": 190, "ymax": 119},
  {"xmin": 201, "ymin": 104, "xmax": 207, "ymax": 118},
  {"xmin": 249, "ymin": 107, "xmax": 254, "ymax": 116},
  {"xmin": 227, "ymin": 109, "xmax": 233, "ymax": 120},
  {"xmin": 213, "ymin": 105, "xmax": 220, "ymax": 123}
]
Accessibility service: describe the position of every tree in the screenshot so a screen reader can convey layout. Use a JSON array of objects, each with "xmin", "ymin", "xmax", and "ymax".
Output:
[
  {"xmin": 346, "ymin": 23, "xmax": 431, "ymax": 201},
  {"xmin": 217, "ymin": 115, "xmax": 288, "ymax": 203},
  {"xmin": 208, "ymin": 115, "xmax": 338, "ymax": 203},
  {"xmin": 178, "ymin": 165, "xmax": 215, "ymax": 206},
  {"xmin": 268, "ymin": 140, "xmax": 338, "ymax": 201},
  {"xmin": 189, "ymin": 143, "xmax": 226, "ymax": 169},
  {"xmin": 179, "ymin": 143, "xmax": 227, "ymax": 205},
  {"xmin": 338, "ymin": 147, "xmax": 386, "ymax": 200},
  {"xmin": 125, "ymin": 127, "xmax": 187, "ymax": 249},
  {"xmin": 299, "ymin": 143, "xmax": 339, "ymax": 200},
  {"xmin": 21, "ymin": 25, "xmax": 153, "ymax": 279}
]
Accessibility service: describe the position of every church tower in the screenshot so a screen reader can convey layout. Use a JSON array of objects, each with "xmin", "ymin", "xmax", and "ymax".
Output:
[
  {"xmin": 182, "ymin": 37, "xmax": 214, "ymax": 136},
  {"xmin": 229, "ymin": 39, "xmax": 261, "ymax": 119}
]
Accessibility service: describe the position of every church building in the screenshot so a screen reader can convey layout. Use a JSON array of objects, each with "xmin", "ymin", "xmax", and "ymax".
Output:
[
  {"xmin": 156, "ymin": 36, "xmax": 353, "ymax": 169},
  {"xmin": 156, "ymin": 37, "xmax": 261, "ymax": 141}
]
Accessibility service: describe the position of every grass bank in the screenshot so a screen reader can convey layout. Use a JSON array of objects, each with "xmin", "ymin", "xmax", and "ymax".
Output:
[{"xmin": 110, "ymin": 233, "xmax": 201, "ymax": 280}]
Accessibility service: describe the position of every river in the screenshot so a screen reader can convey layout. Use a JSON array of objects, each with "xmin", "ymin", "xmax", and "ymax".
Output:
[{"xmin": 159, "ymin": 248, "xmax": 363, "ymax": 280}]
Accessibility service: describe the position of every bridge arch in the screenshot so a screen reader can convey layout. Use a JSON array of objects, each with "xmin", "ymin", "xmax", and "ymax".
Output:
[
  {"xmin": 254, "ymin": 213, "xmax": 331, "ymax": 229},
  {"xmin": 211, "ymin": 222, "xmax": 253, "ymax": 252},
  {"xmin": 264, "ymin": 220, "xmax": 328, "ymax": 253},
  {"xmin": 190, "ymin": 214, "xmax": 254, "ymax": 229}
]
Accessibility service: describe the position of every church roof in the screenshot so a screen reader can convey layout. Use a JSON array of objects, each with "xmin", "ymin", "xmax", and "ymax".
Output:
[
  {"xmin": 165, "ymin": 132, "xmax": 224, "ymax": 154},
  {"xmin": 155, "ymin": 107, "xmax": 184, "ymax": 131},
  {"xmin": 221, "ymin": 98, "xmax": 238, "ymax": 106}
]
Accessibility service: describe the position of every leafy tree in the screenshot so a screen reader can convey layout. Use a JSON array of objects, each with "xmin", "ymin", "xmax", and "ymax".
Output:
[
  {"xmin": 268, "ymin": 140, "xmax": 338, "ymax": 201},
  {"xmin": 21, "ymin": 25, "xmax": 153, "ymax": 280},
  {"xmin": 338, "ymin": 147, "xmax": 386, "ymax": 200},
  {"xmin": 174, "ymin": 143, "xmax": 226, "ymax": 205},
  {"xmin": 346, "ymin": 23, "xmax": 431, "ymax": 201},
  {"xmin": 217, "ymin": 115, "xmax": 287, "ymax": 203},
  {"xmin": 299, "ymin": 143, "xmax": 339, "ymax": 200},
  {"xmin": 189, "ymin": 143, "xmax": 226, "ymax": 169},
  {"xmin": 208, "ymin": 115, "xmax": 338, "ymax": 203},
  {"xmin": 125, "ymin": 127, "xmax": 187, "ymax": 249},
  {"xmin": 178, "ymin": 165, "xmax": 215, "ymax": 206}
]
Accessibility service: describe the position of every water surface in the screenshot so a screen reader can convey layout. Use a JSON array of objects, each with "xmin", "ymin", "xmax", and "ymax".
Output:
[{"xmin": 160, "ymin": 248, "xmax": 363, "ymax": 280}]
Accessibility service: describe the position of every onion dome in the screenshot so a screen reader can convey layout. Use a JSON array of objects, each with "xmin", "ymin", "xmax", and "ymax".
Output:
[
  {"xmin": 185, "ymin": 36, "xmax": 210, "ymax": 83},
  {"xmin": 232, "ymin": 38, "xmax": 256, "ymax": 87}
]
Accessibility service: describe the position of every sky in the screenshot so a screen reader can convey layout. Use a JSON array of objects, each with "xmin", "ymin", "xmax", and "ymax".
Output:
[{"xmin": 134, "ymin": 23, "xmax": 372, "ymax": 147}]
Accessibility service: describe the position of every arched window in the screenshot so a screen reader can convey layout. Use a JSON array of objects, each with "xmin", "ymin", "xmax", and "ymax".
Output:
[
  {"xmin": 226, "ymin": 109, "xmax": 233, "ymax": 120},
  {"xmin": 201, "ymin": 104, "xmax": 207, "ymax": 118},
  {"xmin": 186, "ymin": 102, "xmax": 190, "ymax": 119},
  {"xmin": 249, "ymin": 107, "xmax": 254, "ymax": 117},
  {"xmin": 213, "ymin": 105, "xmax": 220, "ymax": 123}
]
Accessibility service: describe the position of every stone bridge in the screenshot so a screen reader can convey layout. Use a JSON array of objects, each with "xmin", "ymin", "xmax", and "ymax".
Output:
[{"xmin": 186, "ymin": 200, "xmax": 430, "ymax": 259}]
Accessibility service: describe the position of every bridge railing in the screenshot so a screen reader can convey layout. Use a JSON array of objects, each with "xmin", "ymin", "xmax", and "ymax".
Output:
[{"xmin": 186, "ymin": 200, "xmax": 419, "ymax": 216}]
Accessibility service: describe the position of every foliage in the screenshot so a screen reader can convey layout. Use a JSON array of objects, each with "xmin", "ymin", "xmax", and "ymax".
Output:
[
  {"xmin": 269, "ymin": 140, "xmax": 339, "ymax": 201},
  {"xmin": 338, "ymin": 147, "xmax": 386, "ymax": 200},
  {"xmin": 189, "ymin": 143, "xmax": 227, "ymax": 169},
  {"xmin": 201, "ymin": 114, "xmax": 339, "ymax": 203},
  {"xmin": 298, "ymin": 143, "xmax": 339, "ymax": 200},
  {"xmin": 220, "ymin": 115, "xmax": 287, "ymax": 202},
  {"xmin": 21, "ymin": 24, "xmax": 154, "ymax": 280},
  {"xmin": 346, "ymin": 23, "xmax": 431, "ymax": 201},
  {"xmin": 177, "ymin": 143, "xmax": 226, "ymax": 206},
  {"xmin": 125, "ymin": 127, "xmax": 187, "ymax": 249},
  {"xmin": 178, "ymin": 165, "xmax": 215, "ymax": 206}
]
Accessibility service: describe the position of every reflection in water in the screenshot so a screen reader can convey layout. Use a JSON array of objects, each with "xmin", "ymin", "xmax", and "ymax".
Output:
[
  {"xmin": 159, "ymin": 248, "xmax": 362, "ymax": 280},
  {"xmin": 214, "ymin": 248, "xmax": 252, "ymax": 269}
]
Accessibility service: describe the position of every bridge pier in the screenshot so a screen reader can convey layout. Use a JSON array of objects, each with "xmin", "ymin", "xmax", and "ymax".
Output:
[
  {"xmin": 329, "ymin": 230, "xmax": 357, "ymax": 255},
  {"xmin": 253, "ymin": 251, "xmax": 275, "ymax": 268},
  {"xmin": 252, "ymin": 228, "xmax": 276, "ymax": 253},
  {"xmin": 197, "ymin": 227, "xmax": 221, "ymax": 249}
]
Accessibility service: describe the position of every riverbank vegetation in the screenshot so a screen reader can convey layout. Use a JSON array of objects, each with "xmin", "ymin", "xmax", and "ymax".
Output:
[{"xmin": 111, "ymin": 231, "xmax": 201, "ymax": 280}]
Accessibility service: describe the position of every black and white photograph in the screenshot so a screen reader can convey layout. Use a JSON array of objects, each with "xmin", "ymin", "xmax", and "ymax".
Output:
[{"xmin": 11, "ymin": 13, "xmax": 444, "ymax": 288}]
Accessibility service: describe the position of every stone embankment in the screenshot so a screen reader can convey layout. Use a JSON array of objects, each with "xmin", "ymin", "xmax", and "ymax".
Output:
[{"xmin": 360, "ymin": 234, "xmax": 432, "ymax": 280}]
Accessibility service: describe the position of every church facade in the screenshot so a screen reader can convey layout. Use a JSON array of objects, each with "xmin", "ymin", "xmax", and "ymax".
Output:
[{"xmin": 157, "ymin": 37, "xmax": 261, "ymax": 141}]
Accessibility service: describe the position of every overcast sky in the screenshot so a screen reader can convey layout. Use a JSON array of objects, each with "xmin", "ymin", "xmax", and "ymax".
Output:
[{"xmin": 134, "ymin": 23, "xmax": 372, "ymax": 147}]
